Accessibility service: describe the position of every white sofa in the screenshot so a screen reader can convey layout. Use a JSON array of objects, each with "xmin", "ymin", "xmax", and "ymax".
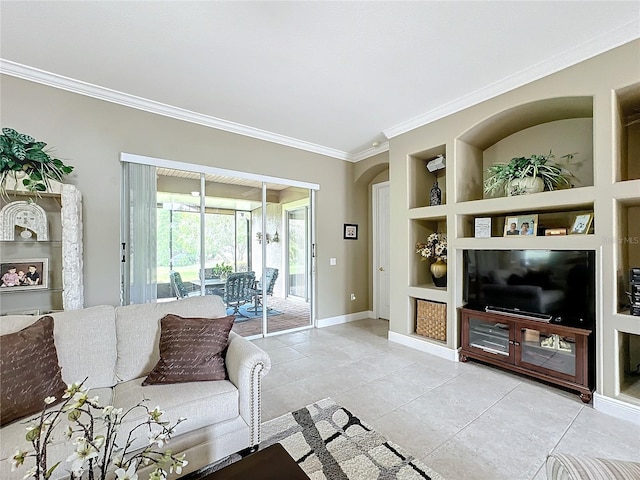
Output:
[{"xmin": 0, "ymin": 295, "xmax": 271, "ymax": 479}]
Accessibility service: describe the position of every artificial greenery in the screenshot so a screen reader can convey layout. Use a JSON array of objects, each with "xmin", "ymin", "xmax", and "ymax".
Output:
[
  {"xmin": 211, "ymin": 262, "xmax": 233, "ymax": 277},
  {"xmin": 0, "ymin": 128, "xmax": 74, "ymax": 195},
  {"xmin": 483, "ymin": 151, "xmax": 574, "ymax": 197}
]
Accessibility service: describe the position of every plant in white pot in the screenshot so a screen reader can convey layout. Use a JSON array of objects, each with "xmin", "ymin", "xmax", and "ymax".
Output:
[
  {"xmin": 483, "ymin": 151, "xmax": 574, "ymax": 197},
  {"xmin": 0, "ymin": 128, "xmax": 74, "ymax": 197}
]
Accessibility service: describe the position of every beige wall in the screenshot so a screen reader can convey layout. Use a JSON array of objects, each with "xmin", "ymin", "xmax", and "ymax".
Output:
[{"xmin": 0, "ymin": 75, "xmax": 369, "ymax": 320}]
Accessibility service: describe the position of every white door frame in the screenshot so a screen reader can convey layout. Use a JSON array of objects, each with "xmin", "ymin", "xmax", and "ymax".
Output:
[{"xmin": 372, "ymin": 181, "xmax": 390, "ymax": 319}]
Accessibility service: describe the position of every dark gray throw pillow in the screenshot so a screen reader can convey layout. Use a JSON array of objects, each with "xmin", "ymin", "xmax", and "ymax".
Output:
[
  {"xmin": 143, "ymin": 314, "xmax": 235, "ymax": 385},
  {"xmin": 0, "ymin": 316, "xmax": 67, "ymax": 426}
]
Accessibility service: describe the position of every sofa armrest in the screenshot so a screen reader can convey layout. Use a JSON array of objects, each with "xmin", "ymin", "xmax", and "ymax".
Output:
[
  {"xmin": 225, "ymin": 332, "xmax": 271, "ymax": 447},
  {"xmin": 546, "ymin": 453, "xmax": 640, "ymax": 480}
]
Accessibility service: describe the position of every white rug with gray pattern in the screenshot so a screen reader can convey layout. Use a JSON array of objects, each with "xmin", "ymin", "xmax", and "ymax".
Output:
[{"xmin": 186, "ymin": 398, "xmax": 444, "ymax": 479}]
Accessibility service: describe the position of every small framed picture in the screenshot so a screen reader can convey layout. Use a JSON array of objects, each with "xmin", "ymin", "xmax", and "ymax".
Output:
[
  {"xmin": 0, "ymin": 258, "xmax": 48, "ymax": 291},
  {"xmin": 343, "ymin": 223, "xmax": 358, "ymax": 240},
  {"xmin": 503, "ymin": 215, "xmax": 538, "ymax": 237},
  {"xmin": 570, "ymin": 213, "xmax": 593, "ymax": 235}
]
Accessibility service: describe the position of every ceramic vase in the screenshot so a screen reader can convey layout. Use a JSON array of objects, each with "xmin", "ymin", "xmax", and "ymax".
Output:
[{"xmin": 430, "ymin": 258, "xmax": 447, "ymax": 287}]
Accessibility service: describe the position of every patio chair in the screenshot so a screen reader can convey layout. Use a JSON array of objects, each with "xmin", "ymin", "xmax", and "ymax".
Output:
[
  {"xmin": 169, "ymin": 271, "xmax": 200, "ymax": 299},
  {"xmin": 221, "ymin": 271, "xmax": 256, "ymax": 316},
  {"xmin": 251, "ymin": 267, "xmax": 279, "ymax": 313}
]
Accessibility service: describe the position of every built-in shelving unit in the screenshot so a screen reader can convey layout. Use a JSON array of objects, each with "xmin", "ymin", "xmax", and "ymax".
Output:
[
  {"xmin": 0, "ymin": 182, "xmax": 83, "ymax": 315},
  {"xmin": 389, "ymin": 42, "xmax": 640, "ymax": 423}
]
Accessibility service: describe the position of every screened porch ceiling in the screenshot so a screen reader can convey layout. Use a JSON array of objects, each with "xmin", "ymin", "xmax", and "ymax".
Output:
[{"xmin": 156, "ymin": 167, "xmax": 305, "ymax": 212}]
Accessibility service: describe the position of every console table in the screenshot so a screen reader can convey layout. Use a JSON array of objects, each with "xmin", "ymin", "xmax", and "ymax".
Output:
[{"xmin": 459, "ymin": 307, "xmax": 593, "ymax": 403}]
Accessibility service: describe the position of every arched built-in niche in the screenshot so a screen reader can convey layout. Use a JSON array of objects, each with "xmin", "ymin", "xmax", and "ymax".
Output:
[{"xmin": 455, "ymin": 96, "xmax": 594, "ymax": 203}]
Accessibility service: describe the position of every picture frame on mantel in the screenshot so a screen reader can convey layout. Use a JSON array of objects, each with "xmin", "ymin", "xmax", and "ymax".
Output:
[
  {"xmin": 343, "ymin": 224, "xmax": 358, "ymax": 240},
  {"xmin": 0, "ymin": 258, "xmax": 48, "ymax": 291}
]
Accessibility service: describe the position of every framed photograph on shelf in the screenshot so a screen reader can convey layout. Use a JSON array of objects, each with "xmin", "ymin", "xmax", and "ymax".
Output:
[
  {"xmin": 503, "ymin": 214, "xmax": 538, "ymax": 237},
  {"xmin": 343, "ymin": 223, "xmax": 358, "ymax": 240},
  {"xmin": 570, "ymin": 213, "xmax": 593, "ymax": 235},
  {"xmin": 0, "ymin": 258, "xmax": 48, "ymax": 291}
]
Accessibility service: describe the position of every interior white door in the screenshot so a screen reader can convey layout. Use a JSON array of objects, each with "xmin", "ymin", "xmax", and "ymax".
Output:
[{"xmin": 374, "ymin": 182, "xmax": 391, "ymax": 320}]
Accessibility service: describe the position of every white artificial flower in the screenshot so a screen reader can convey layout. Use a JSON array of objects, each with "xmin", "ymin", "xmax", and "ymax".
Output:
[
  {"xmin": 148, "ymin": 430, "xmax": 167, "ymax": 448},
  {"xmin": 44, "ymin": 396, "xmax": 57, "ymax": 405},
  {"xmin": 114, "ymin": 461, "xmax": 138, "ymax": 480},
  {"xmin": 66, "ymin": 437, "xmax": 99, "ymax": 473}
]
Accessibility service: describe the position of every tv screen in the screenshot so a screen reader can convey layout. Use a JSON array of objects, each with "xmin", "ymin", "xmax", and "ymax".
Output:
[{"xmin": 463, "ymin": 250, "xmax": 595, "ymax": 326}]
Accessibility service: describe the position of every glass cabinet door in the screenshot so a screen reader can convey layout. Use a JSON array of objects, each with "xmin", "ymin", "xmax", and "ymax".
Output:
[
  {"xmin": 467, "ymin": 317, "xmax": 511, "ymax": 358},
  {"xmin": 518, "ymin": 328, "xmax": 576, "ymax": 377}
]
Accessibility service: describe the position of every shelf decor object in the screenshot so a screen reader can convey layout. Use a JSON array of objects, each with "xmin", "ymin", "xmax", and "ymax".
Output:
[
  {"xmin": 429, "ymin": 181, "xmax": 442, "ymax": 206},
  {"xmin": 0, "ymin": 200, "xmax": 49, "ymax": 240},
  {"xmin": 416, "ymin": 233, "xmax": 447, "ymax": 287},
  {"xmin": 0, "ymin": 258, "xmax": 48, "ymax": 291},
  {"xmin": 0, "ymin": 127, "xmax": 74, "ymax": 197},
  {"xmin": 474, "ymin": 218, "xmax": 491, "ymax": 238},
  {"xmin": 569, "ymin": 213, "xmax": 593, "ymax": 235},
  {"xmin": 483, "ymin": 151, "xmax": 574, "ymax": 197},
  {"xmin": 503, "ymin": 214, "xmax": 538, "ymax": 237},
  {"xmin": 416, "ymin": 299, "xmax": 447, "ymax": 341}
]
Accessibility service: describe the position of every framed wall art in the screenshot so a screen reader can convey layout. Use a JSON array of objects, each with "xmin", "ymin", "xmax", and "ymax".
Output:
[
  {"xmin": 0, "ymin": 258, "xmax": 48, "ymax": 291},
  {"xmin": 343, "ymin": 224, "xmax": 358, "ymax": 240}
]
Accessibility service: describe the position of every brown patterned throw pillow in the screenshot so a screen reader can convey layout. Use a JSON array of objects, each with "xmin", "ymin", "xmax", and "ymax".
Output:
[
  {"xmin": 0, "ymin": 316, "xmax": 67, "ymax": 426},
  {"xmin": 143, "ymin": 314, "xmax": 235, "ymax": 385}
]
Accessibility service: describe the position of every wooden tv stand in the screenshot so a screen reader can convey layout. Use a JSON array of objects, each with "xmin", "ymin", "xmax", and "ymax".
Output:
[{"xmin": 459, "ymin": 307, "xmax": 593, "ymax": 403}]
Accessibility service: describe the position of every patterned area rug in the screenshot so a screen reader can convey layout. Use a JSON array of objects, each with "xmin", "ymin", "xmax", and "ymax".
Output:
[
  {"xmin": 226, "ymin": 304, "xmax": 282, "ymax": 321},
  {"xmin": 187, "ymin": 398, "xmax": 444, "ymax": 479}
]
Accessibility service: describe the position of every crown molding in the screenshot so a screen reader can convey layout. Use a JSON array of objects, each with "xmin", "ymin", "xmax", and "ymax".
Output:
[
  {"xmin": 0, "ymin": 59, "xmax": 352, "ymax": 162},
  {"xmin": 350, "ymin": 141, "xmax": 390, "ymax": 162},
  {"xmin": 384, "ymin": 21, "xmax": 640, "ymax": 140}
]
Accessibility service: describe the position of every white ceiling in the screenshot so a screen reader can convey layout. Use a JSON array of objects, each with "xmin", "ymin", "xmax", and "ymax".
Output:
[{"xmin": 1, "ymin": 1, "xmax": 638, "ymax": 162}]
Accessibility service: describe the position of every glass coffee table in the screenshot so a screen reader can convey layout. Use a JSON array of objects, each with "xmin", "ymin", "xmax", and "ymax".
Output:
[{"xmin": 199, "ymin": 443, "xmax": 308, "ymax": 480}]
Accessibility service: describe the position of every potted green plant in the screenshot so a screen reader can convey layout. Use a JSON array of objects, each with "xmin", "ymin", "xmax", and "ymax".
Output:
[
  {"xmin": 211, "ymin": 262, "xmax": 233, "ymax": 279},
  {"xmin": 483, "ymin": 151, "xmax": 574, "ymax": 197},
  {"xmin": 0, "ymin": 128, "xmax": 74, "ymax": 196}
]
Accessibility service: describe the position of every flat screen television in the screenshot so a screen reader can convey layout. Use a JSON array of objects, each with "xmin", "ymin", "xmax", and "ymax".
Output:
[{"xmin": 463, "ymin": 249, "xmax": 595, "ymax": 327}]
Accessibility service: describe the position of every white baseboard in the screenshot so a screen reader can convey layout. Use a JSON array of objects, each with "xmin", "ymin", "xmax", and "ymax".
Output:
[
  {"xmin": 316, "ymin": 310, "xmax": 372, "ymax": 328},
  {"xmin": 388, "ymin": 331, "xmax": 458, "ymax": 362},
  {"xmin": 593, "ymin": 392, "xmax": 640, "ymax": 425}
]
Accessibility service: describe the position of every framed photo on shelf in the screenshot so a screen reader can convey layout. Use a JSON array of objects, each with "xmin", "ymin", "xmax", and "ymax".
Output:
[
  {"xmin": 570, "ymin": 213, "xmax": 593, "ymax": 235},
  {"xmin": 0, "ymin": 258, "xmax": 48, "ymax": 291},
  {"xmin": 503, "ymin": 214, "xmax": 538, "ymax": 237},
  {"xmin": 343, "ymin": 224, "xmax": 358, "ymax": 240}
]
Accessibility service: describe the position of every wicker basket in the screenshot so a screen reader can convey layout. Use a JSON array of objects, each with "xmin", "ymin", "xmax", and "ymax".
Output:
[{"xmin": 416, "ymin": 299, "xmax": 447, "ymax": 341}]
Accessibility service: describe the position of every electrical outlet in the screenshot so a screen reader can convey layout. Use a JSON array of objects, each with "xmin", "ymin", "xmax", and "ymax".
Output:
[{"xmin": 350, "ymin": 293, "xmax": 356, "ymax": 301}]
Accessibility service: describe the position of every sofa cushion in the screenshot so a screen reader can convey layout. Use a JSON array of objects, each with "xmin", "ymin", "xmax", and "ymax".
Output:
[
  {"xmin": 143, "ymin": 314, "xmax": 235, "ymax": 385},
  {"xmin": 0, "ymin": 387, "xmax": 113, "ymax": 480},
  {"xmin": 113, "ymin": 377, "xmax": 239, "ymax": 451},
  {"xmin": 1, "ymin": 306, "xmax": 121, "ymax": 389},
  {"xmin": 546, "ymin": 453, "xmax": 640, "ymax": 480},
  {"xmin": 114, "ymin": 296, "xmax": 227, "ymax": 382},
  {"xmin": 0, "ymin": 316, "xmax": 67, "ymax": 426},
  {"xmin": 49, "ymin": 306, "xmax": 118, "ymax": 388}
]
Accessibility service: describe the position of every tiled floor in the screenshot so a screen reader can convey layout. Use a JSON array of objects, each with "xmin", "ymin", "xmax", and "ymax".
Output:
[{"xmin": 254, "ymin": 318, "xmax": 640, "ymax": 480}]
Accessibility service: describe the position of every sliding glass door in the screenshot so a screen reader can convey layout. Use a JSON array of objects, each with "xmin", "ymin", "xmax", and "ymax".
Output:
[{"xmin": 121, "ymin": 154, "xmax": 317, "ymax": 338}]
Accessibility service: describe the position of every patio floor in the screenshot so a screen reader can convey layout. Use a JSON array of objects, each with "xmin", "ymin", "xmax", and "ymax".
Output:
[{"xmin": 231, "ymin": 295, "xmax": 311, "ymax": 337}]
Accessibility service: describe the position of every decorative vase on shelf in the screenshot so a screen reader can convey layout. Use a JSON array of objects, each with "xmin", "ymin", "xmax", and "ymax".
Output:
[
  {"xmin": 430, "ymin": 181, "xmax": 442, "ymax": 206},
  {"xmin": 430, "ymin": 258, "xmax": 447, "ymax": 287}
]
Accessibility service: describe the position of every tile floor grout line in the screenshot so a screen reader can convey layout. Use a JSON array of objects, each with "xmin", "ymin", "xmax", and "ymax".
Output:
[{"xmin": 422, "ymin": 380, "xmax": 524, "ymax": 457}]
